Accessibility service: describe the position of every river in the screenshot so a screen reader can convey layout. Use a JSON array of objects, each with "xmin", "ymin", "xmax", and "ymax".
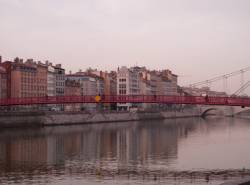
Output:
[{"xmin": 0, "ymin": 117, "xmax": 250, "ymax": 185}]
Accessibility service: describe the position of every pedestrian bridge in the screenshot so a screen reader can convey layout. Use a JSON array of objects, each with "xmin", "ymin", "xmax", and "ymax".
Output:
[{"xmin": 0, "ymin": 95, "xmax": 250, "ymax": 107}]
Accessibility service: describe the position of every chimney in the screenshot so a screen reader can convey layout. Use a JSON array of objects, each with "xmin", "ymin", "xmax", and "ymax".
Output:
[
  {"xmin": 69, "ymin": 70, "xmax": 72, "ymax": 74},
  {"xmin": 15, "ymin": 57, "xmax": 21, "ymax": 63},
  {"xmin": 0, "ymin": 56, "xmax": 2, "ymax": 63},
  {"xmin": 56, "ymin": 64, "xmax": 61, "ymax": 68},
  {"xmin": 45, "ymin": 60, "xmax": 49, "ymax": 65}
]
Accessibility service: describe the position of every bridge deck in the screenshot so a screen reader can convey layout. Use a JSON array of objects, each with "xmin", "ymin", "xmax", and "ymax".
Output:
[{"xmin": 0, "ymin": 95, "xmax": 250, "ymax": 107}]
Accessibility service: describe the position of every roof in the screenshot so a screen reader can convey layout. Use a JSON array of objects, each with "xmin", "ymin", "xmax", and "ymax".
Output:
[{"xmin": 66, "ymin": 72, "xmax": 104, "ymax": 80}]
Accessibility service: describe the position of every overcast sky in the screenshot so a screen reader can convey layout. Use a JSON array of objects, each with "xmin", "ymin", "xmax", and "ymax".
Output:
[{"xmin": 0, "ymin": 0, "xmax": 250, "ymax": 92}]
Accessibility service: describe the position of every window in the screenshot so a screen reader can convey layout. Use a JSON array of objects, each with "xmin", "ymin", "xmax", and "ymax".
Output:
[
  {"xmin": 119, "ymin": 78, "xmax": 126, "ymax": 82},
  {"xmin": 119, "ymin": 84, "xmax": 126, "ymax": 88}
]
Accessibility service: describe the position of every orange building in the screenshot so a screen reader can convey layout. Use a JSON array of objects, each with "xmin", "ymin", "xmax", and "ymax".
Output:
[
  {"xmin": 101, "ymin": 71, "xmax": 117, "ymax": 110},
  {"xmin": 0, "ymin": 58, "xmax": 48, "ymax": 98}
]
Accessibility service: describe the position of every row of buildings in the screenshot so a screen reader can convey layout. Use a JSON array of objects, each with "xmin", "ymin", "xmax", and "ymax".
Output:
[{"xmin": 0, "ymin": 56, "xmax": 179, "ymax": 111}]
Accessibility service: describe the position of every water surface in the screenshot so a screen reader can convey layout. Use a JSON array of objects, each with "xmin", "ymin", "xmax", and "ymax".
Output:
[{"xmin": 0, "ymin": 117, "xmax": 250, "ymax": 185}]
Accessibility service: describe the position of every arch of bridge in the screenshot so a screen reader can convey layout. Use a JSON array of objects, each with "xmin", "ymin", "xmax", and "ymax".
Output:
[{"xmin": 200, "ymin": 105, "xmax": 250, "ymax": 116}]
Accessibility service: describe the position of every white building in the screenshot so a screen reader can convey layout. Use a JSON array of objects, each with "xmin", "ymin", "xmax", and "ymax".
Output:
[
  {"xmin": 54, "ymin": 64, "xmax": 65, "ymax": 111},
  {"xmin": 47, "ymin": 64, "xmax": 56, "ymax": 97},
  {"xmin": 117, "ymin": 66, "xmax": 140, "ymax": 110}
]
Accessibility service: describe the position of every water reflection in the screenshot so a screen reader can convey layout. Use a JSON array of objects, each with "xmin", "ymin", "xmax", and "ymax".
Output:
[
  {"xmin": 0, "ymin": 118, "xmax": 196, "ymax": 168},
  {"xmin": 0, "ymin": 117, "xmax": 250, "ymax": 184}
]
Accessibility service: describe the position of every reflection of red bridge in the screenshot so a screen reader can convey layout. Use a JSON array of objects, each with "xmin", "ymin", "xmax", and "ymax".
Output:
[{"xmin": 0, "ymin": 95, "xmax": 250, "ymax": 107}]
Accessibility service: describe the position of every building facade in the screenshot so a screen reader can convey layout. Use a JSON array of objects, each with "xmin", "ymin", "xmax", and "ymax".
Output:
[
  {"xmin": 116, "ymin": 66, "xmax": 178, "ymax": 111},
  {"xmin": 54, "ymin": 64, "xmax": 65, "ymax": 97},
  {"xmin": 0, "ymin": 58, "xmax": 50, "ymax": 99},
  {"xmin": 66, "ymin": 72, "xmax": 104, "ymax": 111},
  {"xmin": 47, "ymin": 63, "xmax": 56, "ymax": 97},
  {"xmin": 65, "ymin": 79, "xmax": 81, "ymax": 111},
  {"xmin": 0, "ymin": 58, "xmax": 48, "ymax": 98},
  {"xmin": 102, "ymin": 71, "xmax": 117, "ymax": 110},
  {"xmin": 117, "ymin": 66, "xmax": 140, "ymax": 110},
  {"xmin": 0, "ymin": 66, "xmax": 7, "ymax": 99},
  {"xmin": 35, "ymin": 61, "xmax": 48, "ymax": 97}
]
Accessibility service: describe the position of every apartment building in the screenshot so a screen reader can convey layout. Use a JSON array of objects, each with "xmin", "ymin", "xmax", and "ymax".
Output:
[
  {"xmin": 84, "ymin": 68, "xmax": 117, "ymax": 110},
  {"xmin": 65, "ymin": 79, "xmax": 81, "ymax": 111},
  {"xmin": 66, "ymin": 72, "xmax": 104, "ymax": 110},
  {"xmin": 102, "ymin": 71, "xmax": 117, "ymax": 109},
  {"xmin": 54, "ymin": 64, "xmax": 65, "ymax": 96},
  {"xmin": 46, "ymin": 63, "xmax": 56, "ymax": 97},
  {"xmin": 116, "ymin": 66, "xmax": 179, "ymax": 111},
  {"xmin": 117, "ymin": 66, "xmax": 140, "ymax": 110},
  {"xmin": 0, "ymin": 58, "xmax": 48, "ymax": 98},
  {"xmin": 0, "ymin": 66, "xmax": 7, "ymax": 99}
]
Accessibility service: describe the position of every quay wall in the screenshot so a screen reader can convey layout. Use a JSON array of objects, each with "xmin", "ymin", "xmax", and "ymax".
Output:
[
  {"xmin": 0, "ymin": 108, "xmax": 200, "ymax": 128},
  {"xmin": 0, "ymin": 105, "xmax": 249, "ymax": 128}
]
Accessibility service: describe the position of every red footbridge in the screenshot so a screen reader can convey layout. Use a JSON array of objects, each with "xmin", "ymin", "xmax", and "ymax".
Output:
[{"xmin": 0, "ymin": 95, "xmax": 250, "ymax": 107}]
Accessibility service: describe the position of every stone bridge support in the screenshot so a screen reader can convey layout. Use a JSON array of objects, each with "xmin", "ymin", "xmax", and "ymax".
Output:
[{"xmin": 199, "ymin": 105, "xmax": 250, "ymax": 117}]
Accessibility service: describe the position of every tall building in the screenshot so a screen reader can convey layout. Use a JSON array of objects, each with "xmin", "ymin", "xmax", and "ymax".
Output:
[
  {"xmin": 46, "ymin": 62, "xmax": 56, "ymax": 97},
  {"xmin": 65, "ymin": 79, "xmax": 81, "ymax": 111},
  {"xmin": 0, "ymin": 66, "xmax": 7, "ymax": 99},
  {"xmin": 34, "ymin": 61, "xmax": 48, "ymax": 97},
  {"xmin": 117, "ymin": 66, "xmax": 140, "ymax": 110},
  {"xmin": 54, "ymin": 64, "xmax": 65, "ymax": 97},
  {"xmin": 0, "ymin": 58, "xmax": 48, "ymax": 98},
  {"xmin": 102, "ymin": 71, "xmax": 117, "ymax": 110},
  {"xmin": 53, "ymin": 64, "xmax": 65, "ymax": 111}
]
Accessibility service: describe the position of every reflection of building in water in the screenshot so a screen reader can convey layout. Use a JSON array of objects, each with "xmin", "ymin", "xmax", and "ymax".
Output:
[
  {"xmin": 0, "ymin": 119, "xmax": 200, "ymax": 172},
  {"xmin": 0, "ymin": 137, "xmax": 48, "ymax": 165},
  {"xmin": 47, "ymin": 136, "xmax": 65, "ymax": 165},
  {"xmin": 79, "ymin": 131, "xmax": 100, "ymax": 162},
  {"xmin": 100, "ymin": 131, "xmax": 117, "ymax": 159},
  {"xmin": 115, "ymin": 122, "xmax": 179, "ymax": 169},
  {"xmin": 137, "ymin": 123, "xmax": 179, "ymax": 167},
  {"xmin": 0, "ymin": 142, "xmax": 6, "ymax": 161},
  {"xmin": 116, "ymin": 130, "xmax": 127, "ymax": 164},
  {"xmin": 47, "ymin": 133, "xmax": 82, "ymax": 165}
]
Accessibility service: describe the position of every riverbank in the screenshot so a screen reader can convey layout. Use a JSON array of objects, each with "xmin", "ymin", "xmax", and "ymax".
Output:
[
  {"xmin": 1, "ymin": 106, "xmax": 249, "ymax": 128},
  {"xmin": 0, "ymin": 107, "xmax": 200, "ymax": 128},
  {"xmin": 220, "ymin": 178, "xmax": 250, "ymax": 185}
]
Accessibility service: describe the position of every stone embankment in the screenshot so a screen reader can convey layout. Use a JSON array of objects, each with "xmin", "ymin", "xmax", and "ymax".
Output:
[
  {"xmin": 220, "ymin": 178, "xmax": 250, "ymax": 185},
  {"xmin": 1, "ymin": 105, "xmax": 249, "ymax": 128},
  {"xmin": 0, "ymin": 107, "xmax": 200, "ymax": 128}
]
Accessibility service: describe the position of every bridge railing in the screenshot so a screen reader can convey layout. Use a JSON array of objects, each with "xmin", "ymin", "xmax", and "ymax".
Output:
[{"xmin": 0, "ymin": 95, "xmax": 250, "ymax": 107}]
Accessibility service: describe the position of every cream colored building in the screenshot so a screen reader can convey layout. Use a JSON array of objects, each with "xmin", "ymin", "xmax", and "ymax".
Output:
[{"xmin": 117, "ymin": 66, "xmax": 140, "ymax": 110}]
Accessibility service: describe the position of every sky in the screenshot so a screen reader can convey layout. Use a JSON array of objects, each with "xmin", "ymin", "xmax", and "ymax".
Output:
[{"xmin": 0, "ymin": 0, "xmax": 250, "ymax": 93}]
